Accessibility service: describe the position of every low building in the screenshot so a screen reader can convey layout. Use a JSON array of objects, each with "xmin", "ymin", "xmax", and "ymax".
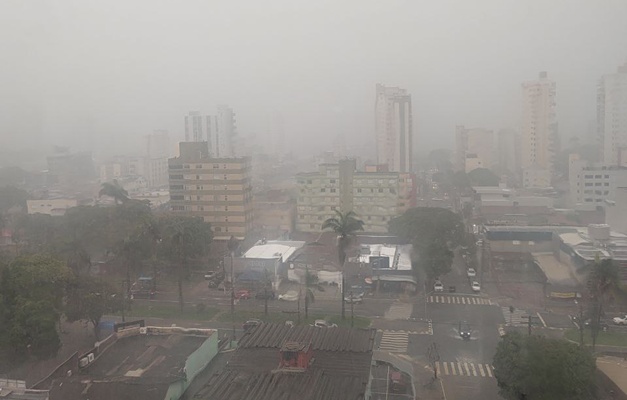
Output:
[
  {"xmin": 0, "ymin": 379, "xmax": 48, "ymax": 400},
  {"xmin": 230, "ymin": 239, "xmax": 305, "ymax": 289},
  {"xmin": 47, "ymin": 325, "xmax": 218, "ymax": 400},
  {"xmin": 569, "ymin": 158, "xmax": 627, "ymax": 206},
  {"xmin": 606, "ymin": 187, "xmax": 627, "ymax": 234},
  {"xmin": 26, "ymin": 198, "xmax": 78, "ymax": 216},
  {"xmin": 358, "ymin": 242, "xmax": 416, "ymax": 292},
  {"xmin": 193, "ymin": 323, "xmax": 376, "ymax": 400}
]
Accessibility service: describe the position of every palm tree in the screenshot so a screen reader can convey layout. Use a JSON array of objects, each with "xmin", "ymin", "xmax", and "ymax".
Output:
[
  {"xmin": 99, "ymin": 180, "xmax": 130, "ymax": 205},
  {"xmin": 322, "ymin": 210, "xmax": 364, "ymax": 320},
  {"xmin": 588, "ymin": 256, "xmax": 619, "ymax": 350},
  {"xmin": 322, "ymin": 210, "xmax": 365, "ymax": 266}
]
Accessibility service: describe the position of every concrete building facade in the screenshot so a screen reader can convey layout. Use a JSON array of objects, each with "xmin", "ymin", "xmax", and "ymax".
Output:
[
  {"xmin": 375, "ymin": 84, "xmax": 413, "ymax": 173},
  {"xmin": 454, "ymin": 126, "xmax": 495, "ymax": 172},
  {"xmin": 569, "ymin": 156, "xmax": 627, "ymax": 206},
  {"xmin": 168, "ymin": 142, "xmax": 253, "ymax": 240},
  {"xmin": 599, "ymin": 63, "xmax": 627, "ymax": 167},
  {"xmin": 520, "ymin": 72, "xmax": 558, "ymax": 188},
  {"xmin": 296, "ymin": 160, "xmax": 400, "ymax": 233}
]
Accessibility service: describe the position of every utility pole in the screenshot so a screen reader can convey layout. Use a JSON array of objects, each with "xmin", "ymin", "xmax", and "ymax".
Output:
[
  {"xmin": 350, "ymin": 291, "xmax": 354, "ymax": 328},
  {"xmin": 341, "ymin": 275, "xmax": 346, "ymax": 320},
  {"xmin": 528, "ymin": 315, "xmax": 532, "ymax": 336},
  {"xmin": 230, "ymin": 251, "xmax": 235, "ymax": 342}
]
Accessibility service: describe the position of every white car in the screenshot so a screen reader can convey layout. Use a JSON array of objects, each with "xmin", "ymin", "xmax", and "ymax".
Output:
[
  {"xmin": 471, "ymin": 281, "xmax": 481, "ymax": 292},
  {"xmin": 613, "ymin": 315, "xmax": 627, "ymax": 325},
  {"xmin": 278, "ymin": 290, "xmax": 299, "ymax": 302},
  {"xmin": 434, "ymin": 281, "xmax": 444, "ymax": 292},
  {"xmin": 313, "ymin": 319, "xmax": 338, "ymax": 328},
  {"xmin": 467, "ymin": 268, "xmax": 476, "ymax": 278}
]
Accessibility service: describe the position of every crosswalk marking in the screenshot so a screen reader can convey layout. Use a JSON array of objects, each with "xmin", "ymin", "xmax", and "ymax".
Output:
[
  {"xmin": 379, "ymin": 330, "xmax": 409, "ymax": 353},
  {"xmin": 428, "ymin": 295, "xmax": 493, "ymax": 305},
  {"xmin": 501, "ymin": 306, "xmax": 528, "ymax": 326},
  {"xmin": 436, "ymin": 362, "xmax": 495, "ymax": 378}
]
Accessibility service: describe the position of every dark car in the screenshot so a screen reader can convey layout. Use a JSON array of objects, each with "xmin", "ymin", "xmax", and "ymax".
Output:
[
  {"xmin": 255, "ymin": 290, "xmax": 276, "ymax": 300},
  {"xmin": 459, "ymin": 321, "xmax": 472, "ymax": 340},
  {"xmin": 242, "ymin": 319, "xmax": 262, "ymax": 331}
]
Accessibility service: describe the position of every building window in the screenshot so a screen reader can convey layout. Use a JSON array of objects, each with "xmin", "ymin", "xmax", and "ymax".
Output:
[
  {"xmin": 197, "ymin": 195, "xmax": 201, "ymax": 200},
  {"xmin": 213, "ymin": 164, "xmax": 219, "ymax": 169},
  {"xmin": 196, "ymin": 175, "xmax": 200, "ymax": 180},
  {"xmin": 378, "ymin": 188, "xmax": 383, "ymax": 193},
  {"xmin": 357, "ymin": 188, "xmax": 362, "ymax": 193},
  {"xmin": 330, "ymin": 179, "xmax": 336, "ymax": 183},
  {"xmin": 321, "ymin": 188, "xmax": 326, "ymax": 192},
  {"xmin": 330, "ymin": 188, "xmax": 336, "ymax": 193}
]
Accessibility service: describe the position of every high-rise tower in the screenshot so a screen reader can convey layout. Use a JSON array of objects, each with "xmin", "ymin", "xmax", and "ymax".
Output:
[
  {"xmin": 375, "ymin": 84, "xmax": 413, "ymax": 173},
  {"xmin": 599, "ymin": 63, "xmax": 627, "ymax": 166}
]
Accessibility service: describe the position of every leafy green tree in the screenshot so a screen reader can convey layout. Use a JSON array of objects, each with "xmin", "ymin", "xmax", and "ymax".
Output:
[
  {"xmin": 158, "ymin": 215, "xmax": 213, "ymax": 311},
  {"xmin": 467, "ymin": 167, "xmax": 500, "ymax": 187},
  {"xmin": 389, "ymin": 207, "xmax": 465, "ymax": 249},
  {"xmin": 493, "ymin": 332, "xmax": 596, "ymax": 400},
  {"xmin": 98, "ymin": 180, "xmax": 130, "ymax": 205},
  {"xmin": 65, "ymin": 276, "xmax": 124, "ymax": 336},
  {"xmin": 321, "ymin": 210, "xmax": 365, "ymax": 266},
  {"xmin": 322, "ymin": 210, "xmax": 364, "ymax": 320},
  {"xmin": 587, "ymin": 257, "xmax": 619, "ymax": 350},
  {"xmin": 0, "ymin": 186, "xmax": 29, "ymax": 214},
  {"xmin": 414, "ymin": 241, "xmax": 454, "ymax": 280},
  {"xmin": 0, "ymin": 255, "xmax": 71, "ymax": 360}
]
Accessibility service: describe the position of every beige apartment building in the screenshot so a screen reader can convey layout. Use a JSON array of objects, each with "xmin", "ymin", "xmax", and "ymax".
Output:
[
  {"xmin": 296, "ymin": 160, "xmax": 402, "ymax": 233},
  {"xmin": 168, "ymin": 142, "xmax": 253, "ymax": 240},
  {"xmin": 520, "ymin": 71, "xmax": 558, "ymax": 188},
  {"xmin": 599, "ymin": 63, "xmax": 627, "ymax": 167}
]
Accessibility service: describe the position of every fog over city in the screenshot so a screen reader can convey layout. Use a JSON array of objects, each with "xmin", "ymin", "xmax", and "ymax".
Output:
[{"xmin": 2, "ymin": 0, "xmax": 627, "ymax": 162}]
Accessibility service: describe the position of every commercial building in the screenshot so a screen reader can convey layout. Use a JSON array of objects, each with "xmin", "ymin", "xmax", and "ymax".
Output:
[
  {"xmin": 606, "ymin": 187, "xmax": 627, "ymax": 235},
  {"xmin": 295, "ymin": 160, "xmax": 403, "ymax": 233},
  {"xmin": 497, "ymin": 129, "xmax": 520, "ymax": 174},
  {"xmin": 454, "ymin": 126, "xmax": 495, "ymax": 172},
  {"xmin": 27, "ymin": 198, "xmax": 78, "ymax": 216},
  {"xmin": 598, "ymin": 63, "xmax": 627, "ymax": 167},
  {"xmin": 520, "ymin": 72, "xmax": 558, "ymax": 188},
  {"xmin": 168, "ymin": 142, "xmax": 253, "ymax": 240},
  {"xmin": 193, "ymin": 323, "xmax": 376, "ymax": 400},
  {"xmin": 569, "ymin": 154, "xmax": 627, "ymax": 206},
  {"xmin": 252, "ymin": 189, "xmax": 296, "ymax": 238},
  {"xmin": 375, "ymin": 83, "xmax": 413, "ymax": 173}
]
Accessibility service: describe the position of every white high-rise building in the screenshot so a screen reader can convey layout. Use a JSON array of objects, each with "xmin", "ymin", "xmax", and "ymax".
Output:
[
  {"xmin": 454, "ymin": 126, "xmax": 495, "ymax": 172},
  {"xmin": 375, "ymin": 84, "xmax": 413, "ymax": 173},
  {"xmin": 599, "ymin": 63, "xmax": 627, "ymax": 167},
  {"xmin": 214, "ymin": 105, "xmax": 237, "ymax": 158},
  {"xmin": 184, "ymin": 106, "xmax": 237, "ymax": 157},
  {"xmin": 520, "ymin": 72, "xmax": 558, "ymax": 188}
]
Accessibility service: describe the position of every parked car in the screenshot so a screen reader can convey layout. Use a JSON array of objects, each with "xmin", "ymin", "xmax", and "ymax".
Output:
[
  {"xmin": 467, "ymin": 268, "xmax": 476, "ymax": 278},
  {"xmin": 242, "ymin": 319, "xmax": 262, "ymax": 331},
  {"xmin": 434, "ymin": 281, "xmax": 444, "ymax": 292},
  {"xmin": 613, "ymin": 315, "xmax": 627, "ymax": 325},
  {"xmin": 204, "ymin": 270, "xmax": 219, "ymax": 280},
  {"xmin": 448, "ymin": 286, "xmax": 456, "ymax": 293},
  {"xmin": 235, "ymin": 289, "xmax": 251, "ymax": 300},
  {"xmin": 471, "ymin": 281, "xmax": 481, "ymax": 292},
  {"xmin": 313, "ymin": 319, "xmax": 338, "ymax": 328},
  {"xmin": 278, "ymin": 290, "xmax": 299, "ymax": 301},
  {"xmin": 344, "ymin": 293, "xmax": 364, "ymax": 304},
  {"xmin": 255, "ymin": 290, "xmax": 276, "ymax": 300}
]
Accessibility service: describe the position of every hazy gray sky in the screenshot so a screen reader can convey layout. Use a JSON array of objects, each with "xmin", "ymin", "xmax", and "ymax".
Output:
[{"xmin": 1, "ymin": 0, "xmax": 627, "ymax": 160}]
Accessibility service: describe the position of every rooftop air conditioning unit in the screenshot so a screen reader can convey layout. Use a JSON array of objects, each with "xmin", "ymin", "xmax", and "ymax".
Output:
[
  {"xmin": 79, "ymin": 357, "xmax": 89, "ymax": 368},
  {"xmin": 140, "ymin": 327, "xmax": 147, "ymax": 334}
]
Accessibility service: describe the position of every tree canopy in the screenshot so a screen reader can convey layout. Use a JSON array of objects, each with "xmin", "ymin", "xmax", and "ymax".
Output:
[
  {"xmin": 65, "ymin": 275, "xmax": 124, "ymax": 335},
  {"xmin": 467, "ymin": 168, "xmax": 500, "ymax": 187},
  {"xmin": 0, "ymin": 255, "xmax": 71, "ymax": 359},
  {"xmin": 99, "ymin": 180, "xmax": 130, "ymax": 204},
  {"xmin": 389, "ymin": 207, "xmax": 464, "ymax": 281},
  {"xmin": 493, "ymin": 332, "xmax": 596, "ymax": 400}
]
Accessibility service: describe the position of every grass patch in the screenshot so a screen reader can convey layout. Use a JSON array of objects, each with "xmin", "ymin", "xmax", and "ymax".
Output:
[
  {"xmin": 115, "ymin": 303, "xmax": 220, "ymax": 321},
  {"xmin": 216, "ymin": 310, "xmax": 371, "ymax": 329},
  {"xmin": 564, "ymin": 328, "xmax": 627, "ymax": 347}
]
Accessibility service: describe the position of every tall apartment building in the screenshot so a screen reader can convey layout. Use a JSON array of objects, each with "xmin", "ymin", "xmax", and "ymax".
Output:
[
  {"xmin": 296, "ymin": 160, "xmax": 401, "ymax": 233},
  {"xmin": 184, "ymin": 106, "xmax": 237, "ymax": 157},
  {"xmin": 146, "ymin": 130, "xmax": 172, "ymax": 159},
  {"xmin": 520, "ymin": 72, "xmax": 558, "ymax": 188},
  {"xmin": 375, "ymin": 84, "xmax": 413, "ymax": 173},
  {"xmin": 598, "ymin": 63, "xmax": 627, "ymax": 167},
  {"xmin": 168, "ymin": 142, "xmax": 253, "ymax": 240},
  {"xmin": 454, "ymin": 126, "xmax": 495, "ymax": 172}
]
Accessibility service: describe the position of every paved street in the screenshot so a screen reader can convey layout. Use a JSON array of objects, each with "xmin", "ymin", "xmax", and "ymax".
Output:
[{"xmin": 404, "ymin": 249, "xmax": 504, "ymax": 400}]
